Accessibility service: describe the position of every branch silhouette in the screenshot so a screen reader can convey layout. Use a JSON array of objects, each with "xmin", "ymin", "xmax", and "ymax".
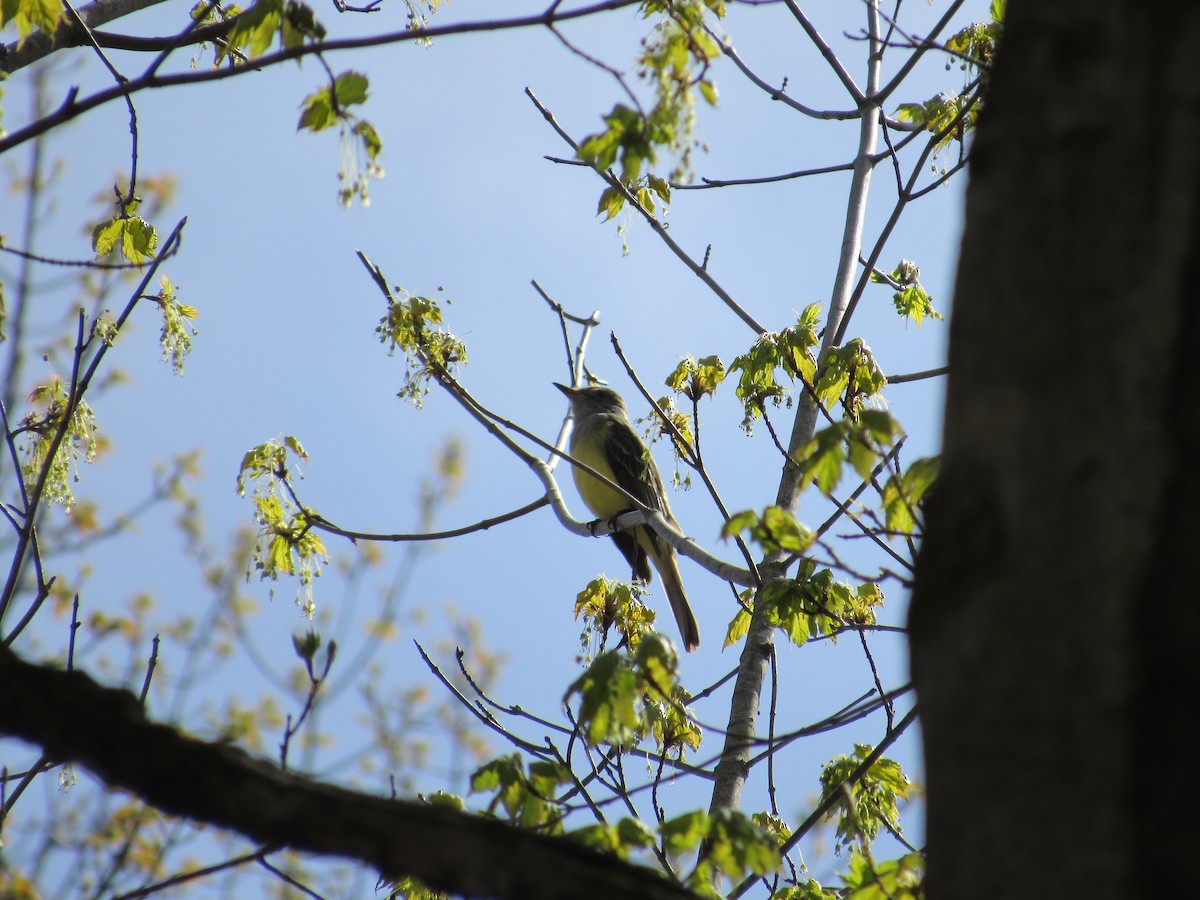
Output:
[{"xmin": 0, "ymin": 643, "xmax": 700, "ymax": 900}]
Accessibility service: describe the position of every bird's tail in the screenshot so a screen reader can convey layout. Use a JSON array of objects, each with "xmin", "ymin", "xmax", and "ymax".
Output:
[{"xmin": 653, "ymin": 548, "xmax": 700, "ymax": 653}]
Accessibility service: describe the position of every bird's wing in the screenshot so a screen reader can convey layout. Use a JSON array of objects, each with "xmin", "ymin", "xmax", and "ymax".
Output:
[
  {"xmin": 603, "ymin": 413, "xmax": 674, "ymax": 558},
  {"xmin": 603, "ymin": 415, "xmax": 667, "ymax": 512}
]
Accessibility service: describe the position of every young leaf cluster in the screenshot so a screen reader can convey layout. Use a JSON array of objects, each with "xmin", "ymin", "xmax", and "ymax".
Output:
[
  {"xmin": 793, "ymin": 409, "xmax": 899, "ymax": 496},
  {"xmin": 216, "ymin": 0, "xmax": 327, "ymax": 63},
  {"xmin": 722, "ymin": 506, "xmax": 814, "ymax": 558},
  {"xmin": 577, "ymin": 0, "xmax": 725, "ymax": 219},
  {"xmin": 403, "ymin": 770, "xmax": 779, "ymax": 897},
  {"xmin": 665, "ymin": 353, "xmax": 726, "ymax": 403},
  {"xmin": 723, "ymin": 563, "xmax": 883, "ymax": 649},
  {"xmin": 471, "ymin": 754, "xmax": 574, "ymax": 830},
  {"xmin": 374, "ymin": 290, "xmax": 466, "ymax": 408},
  {"xmin": 640, "ymin": 394, "xmax": 695, "ymax": 477},
  {"xmin": 785, "ymin": 849, "xmax": 923, "ymax": 900},
  {"xmin": 872, "ymin": 260, "xmax": 943, "ymax": 327},
  {"xmin": 727, "ymin": 304, "xmax": 821, "ymax": 431},
  {"xmin": 819, "ymin": 744, "xmax": 913, "ymax": 853},
  {"xmin": 662, "ymin": 808, "xmax": 780, "ymax": 895},
  {"xmin": 574, "ymin": 575, "xmax": 659, "ymax": 654},
  {"xmin": 814, "ymin": 339, "xmax": 887, "ymax": 418},
  {"xmin": 18, "ymin": 375, "xmax": 100, "ymax": 512},
  {"xmin": 297, "ymin": 71, "xmax": 384, "ymax": 207},
  {"xmin": 151, "ymin": 275, "xmax": 199, "ymax": 375},
  {"xmin": 839, "ymin": 850, "xmax": 924, "ymax": 900},
  {"xmin": 565, "ymin": 634, "xmax": 695, "ymax": 753},
  {"xmin": 236, "ymin": 435, "xmax": 329, "ymax": 617},
  {"xmin": 947, "ymin": 0, "xmax": 1004, "ymax": 73},
  {"xmin": 571, "ymin": 816, "xmax": 657, "ymax": 860},
  {"xmin": 92, "ymin": 213, "xmax": 157, "ymax": 265},
  {"xmin": 894, "ymin": 0, "xmax": 1004, "ymax": 168}
]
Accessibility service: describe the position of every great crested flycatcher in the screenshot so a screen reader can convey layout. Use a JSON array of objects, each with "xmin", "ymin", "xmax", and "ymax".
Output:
[{"xmin": 555, "ymin": 383, "xmax": 701, "ymax": 652}]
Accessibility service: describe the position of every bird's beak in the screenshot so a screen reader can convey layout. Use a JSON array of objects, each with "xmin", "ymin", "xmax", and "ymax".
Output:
[{"xmin": 553, "ymin": 382, "xmax": 576, "ymax": 398}]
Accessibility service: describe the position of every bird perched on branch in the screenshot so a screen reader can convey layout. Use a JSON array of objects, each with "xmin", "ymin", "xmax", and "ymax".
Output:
[{"xmin": 554, "ymin": 383, "xmax": 700, "ymax": 652}]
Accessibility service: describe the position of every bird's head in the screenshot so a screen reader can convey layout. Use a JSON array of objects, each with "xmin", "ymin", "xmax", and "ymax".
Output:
[{"xmin": 554, "ymin": 383, "xmax": 628, "ymax": 417}]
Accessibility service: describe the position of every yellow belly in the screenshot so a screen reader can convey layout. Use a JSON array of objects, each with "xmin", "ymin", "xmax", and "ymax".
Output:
[{"xmin": 570, "ymin": 434, "xmax": 627, "ymax": 519}]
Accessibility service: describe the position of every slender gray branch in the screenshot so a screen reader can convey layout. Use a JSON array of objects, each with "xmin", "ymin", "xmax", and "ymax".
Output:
[
  {"xmin": 0, "ymin": 0, "xmax": 645, "ymax": 149},
  {"xmin": 0, "ymin": 0, "xmax": 171, "ymax": 73},
  {"xmin": 525, "ymin": 88, "xmax": 767, "ymax": 336}
]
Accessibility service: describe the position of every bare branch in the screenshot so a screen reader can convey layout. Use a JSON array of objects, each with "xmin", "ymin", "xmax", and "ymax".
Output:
[
  {"xmin": 524, "ymin": 88, "xmax": 767, "ymax": 336},
  {"xmin": 782, "ymin": 0, "xmax": 864, "ymax": 102},
  {"xmin": 0, "ymin": 0, "xmax": 172, "ymax": 73},
  {"xmin": 307, "ymin": 497, "xmax": 551, "ymax": 543},
  {"xmin": 887, "ymin": 365, "xmax": 948, "ymax": 384},
  {"xmin": 712, "ymin": 29, "xmax": 861, "ymax": 119},
  {"xmin": 1, "ymin": 0, "xmax": 646, "ymax": 151}
]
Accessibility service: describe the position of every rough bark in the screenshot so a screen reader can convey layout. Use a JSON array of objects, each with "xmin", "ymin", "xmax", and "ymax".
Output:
[
  {"xmin": 0, "ymin": 645, "xmax": 698, "ymax": 900},
  {"xmin": 909, "ymin": 2, "xmax": 1200, "ymax": 898}
]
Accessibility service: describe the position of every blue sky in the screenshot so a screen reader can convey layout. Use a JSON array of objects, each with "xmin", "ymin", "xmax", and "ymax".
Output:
[{"xmin": 1, "ymin": 0, "xmax": 984, "ymax": 889}]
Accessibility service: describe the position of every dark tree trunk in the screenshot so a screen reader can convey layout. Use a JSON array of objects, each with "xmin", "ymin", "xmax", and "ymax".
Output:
[{"xmin": 909, "ymin": 2, "xmax": 1200, "ymax": 897}]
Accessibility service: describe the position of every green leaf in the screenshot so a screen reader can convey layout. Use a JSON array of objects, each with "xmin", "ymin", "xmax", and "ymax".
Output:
[
  {"xmin": 858, "ymin": 409, "xmax": 898, "ymax": 442},
  {"xmin": 723, "ymin": 605, "xmax": 752, "ymax": 648},
  {"xmin": 728, "ymin": 309, "xmax": 821, "ymax": 431},
  {"xmin": 298, "ymin": 72, "xmax": 369, "ymax": 133},
  {"xmin": 354, "ymin": 119, "xmax": 383, "ymax": 161},
  {"xmin": 333, "ymin": 70, "xmax": 369, "ymax": 106},
  {"xmin": 123, "ymin": 217, "xmax": 157, "ymax": 263},
  {"xmin": 721, "ymin": 509, "xmax": 759, "ymax": 540},
  {"xmin": 1, "ymin": 0, "xmax": 62, "ymax": 42},
  {"xmin": 820, "ymin": 745, "xmax": 914, "ymax": 852},
  {"xmin": 91, "ymin": 218, "xmax": 123, "ymax": 258},
  {"xmin": 882, "ymin": 456, "xmax": 939, "ymax": 535},
  {"xmin": 761, "ymin": 506, "xmax": 813, "ymax": 554},
  {"xmin": 842, "ymin": 850, "xmax": 924, "ymax": 899},
  {"xmin": 91, "ymin": 215, "xmax": 157, "ymax": 264},
  {"xmin": 699, "ymin": 809, "xmax": 781, "ymax": 881},
  {"xmin": 565, "ymin": 650, "xmax": 642, "ymax": 745},
  {"xmin": 565, "ymin": 636, "xmax": 682, "ymax": 748},
  {"xmin": 722, "ymin": 507, "xmax": 814, "ymax": 557},
  {"xmin": 647, "ymin": 173, "xmax": 671, "ymax": 203},
  {"xmin": 661, "ymin": 810, "xmax": 710, "ymax": 855},
  {"xmin": 797, "ymin": 427, "xmax": 846, "ymax": 494},
  {"xmin": 222, "ymin": 0, "xmax": 283, "ymax": 61},
  {"xmin": 596, "ymin": 184, "xmax": 625, "ymax": 220},
  {"xmin": 281, "ymin": 0, "xmax": 325, "ymax": 47},
  {"xmin": 298, "ymin": 86, "xmax": 336, "ymax": 132}
]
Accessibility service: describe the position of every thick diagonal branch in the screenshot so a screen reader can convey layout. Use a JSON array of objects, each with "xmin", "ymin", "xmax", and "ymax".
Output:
[{"xmin": 0, "ymin": 643, "xmax": 698, "ymax": 900}]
